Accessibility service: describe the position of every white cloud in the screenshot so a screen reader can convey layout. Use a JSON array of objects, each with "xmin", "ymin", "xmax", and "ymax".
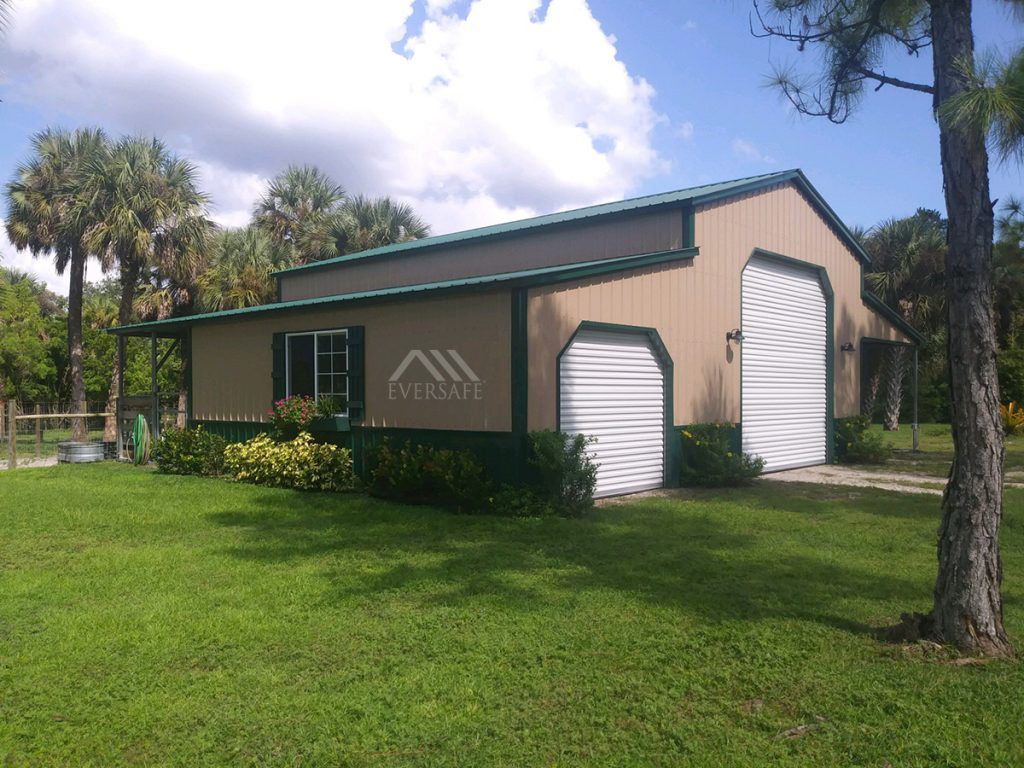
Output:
[
  {"xmin": 2, "ymin": 0, "xmax": 665, "ymax": 241},
  {"xmin": 0, "ymin": 219, "xmax": 104, "ymax": 295},
  {"xmin": 675, "ymin": 121, "xmax": 694, "ymax": 140},
  {"xmin": 682, "ymin": 20, "xmax": 697, "ymax": 30},
  {"xmin": 731, "ymin": 137, "xmax": 776, "ymax": 165}
]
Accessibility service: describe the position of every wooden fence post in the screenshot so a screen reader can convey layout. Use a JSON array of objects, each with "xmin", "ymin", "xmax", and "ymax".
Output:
[
  {"xmin": 0, "ymin": 399, "xmax": 5, "ymax": 442},
  {"xmin": 35, "ymin": 404, "xmax": 42, "ymax": 460},
  {"xmin": 7, "ymin": 400, "xmax": 16, "ymax": 470}
]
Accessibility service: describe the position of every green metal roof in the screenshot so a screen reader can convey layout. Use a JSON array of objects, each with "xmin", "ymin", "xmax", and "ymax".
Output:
[
  {"xmin": 862, "ymin": 289, "xmax": 926, "ymax": 345},
  {"xmin": 109, "ymin": 246, "xmax": 698, "ymax": 335},
  {"xmin": 273, "ymin": 168, "xmax": 870, "ymax": 277}
]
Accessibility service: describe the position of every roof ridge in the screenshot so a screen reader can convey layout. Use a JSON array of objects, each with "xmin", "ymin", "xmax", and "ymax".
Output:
[{"xmin": 274, "ymin": 169, "xmax": 797, "ymax": 276}]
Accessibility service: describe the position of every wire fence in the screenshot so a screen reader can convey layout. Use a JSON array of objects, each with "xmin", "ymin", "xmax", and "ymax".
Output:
[{"xmin": 2, "ymin": 397, "xmax": 186, "ymax": 468}]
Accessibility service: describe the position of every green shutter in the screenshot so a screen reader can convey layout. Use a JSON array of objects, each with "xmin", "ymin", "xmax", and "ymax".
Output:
[
  {"xmin": 271, "ymin": 332, "xmax": 286, "ymax": 404},
  {"xmin": 347, "ymin": 326, "xmax": 365, "ymax": 420}
]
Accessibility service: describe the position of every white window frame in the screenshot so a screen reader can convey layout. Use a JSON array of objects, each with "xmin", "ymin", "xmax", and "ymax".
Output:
[{"xmin": 285, "ymin": 328, "xmax": 350, "ymax": 416}]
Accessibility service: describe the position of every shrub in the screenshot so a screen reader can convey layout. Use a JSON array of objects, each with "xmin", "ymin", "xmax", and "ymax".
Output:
[
  {"xmin": 367, "ymin": 439, "xmax": 492, "ymax": 512},
  {"xmin": 153, "ymin": 426, "xmax": 227, "ymax": 476},
  {"xmin": 834, "ymin": 415, "xmax": 892, "ymax": 463},
  {"xmin": 513, "ymin": 430, "xmax": 598, "ymax": 517},
  {"xmin": 997, "ymin": 348, "xmax": 1024, "ymax": 406},
  {"xmin": 1001, "ymin": 402, "xmax": 1024, "ymax": 436},
  {"xmin": 224, "ymin": 432, "xmax": 355, "ymax": 491},
  {"xmin": 268, "ymin": 395, "xmax": 316, "ymax": 439},
  {"xmin": 679, "ymin": 423, "xmax": 763, "ymax": 486}
]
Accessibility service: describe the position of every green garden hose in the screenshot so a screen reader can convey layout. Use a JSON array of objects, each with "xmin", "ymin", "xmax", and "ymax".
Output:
[{"xmin": 131, "ymin": 414, "xmax": 151, "ymax": 466}]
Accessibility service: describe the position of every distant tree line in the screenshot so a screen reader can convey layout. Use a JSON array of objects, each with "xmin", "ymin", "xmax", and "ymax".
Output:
[
  {"xmin": 2, "ymin": 127, "xmax": 429, "ymax": 439},
  {"xmin": 861, "ymin": 201, "xmax": 1024, "ymax": 427}
]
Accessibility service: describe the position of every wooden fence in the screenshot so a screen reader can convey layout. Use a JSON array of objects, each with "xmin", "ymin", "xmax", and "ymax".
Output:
[
  {"xmin": 4, "ymin": 401, "xmax": 113, "ymax": 469},
  {"xmin": 2, "ymin": 397, "xmax": 186, "ymax": 469}
]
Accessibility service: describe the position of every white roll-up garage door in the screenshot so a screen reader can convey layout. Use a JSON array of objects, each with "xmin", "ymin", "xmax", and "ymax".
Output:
[
  {"xmin": 559, "ymin": 329, "xmax": 666, "ymax": 497},
  {"xmin": 741, "ymin": 257, "xmax": 828, "ymax": 472}
]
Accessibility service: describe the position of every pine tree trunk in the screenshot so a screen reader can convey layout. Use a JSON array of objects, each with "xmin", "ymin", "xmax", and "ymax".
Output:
[
  {"xmin": 104, "ymin": 259, "xmax": 141, "ymax": 442},
  {"xmin": 928, "ymin": 0, "xmax": 1013, "ymax": 657},
  {"xmin": 67, "ymin": 244, "xmax": 88, "ymax": 442},
  {"xmin": 882, "ymin": 345, "xmax": 908, "ymax": 430}
]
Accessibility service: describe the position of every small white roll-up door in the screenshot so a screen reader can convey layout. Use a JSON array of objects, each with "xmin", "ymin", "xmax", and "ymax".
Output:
[
  {"xmin": 559, "ymin": 329, "xmax": 666, "ymax": 497},
  {"xmin": 741, "ymin": 257, "xmax": 828, "ymax": 472}
]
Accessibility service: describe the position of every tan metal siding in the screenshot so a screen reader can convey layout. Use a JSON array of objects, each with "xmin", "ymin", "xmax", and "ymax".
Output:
[
  {"xmin": 279, "ymin": 208, "xmax": 682, "ymax": 301},
  {"xmin": 526, "ymin": 182, "xmax": 908, "ymax": 430},
  {"xmin": 192, "ymin": 290, "xmax": 511, "ymax": 431}
]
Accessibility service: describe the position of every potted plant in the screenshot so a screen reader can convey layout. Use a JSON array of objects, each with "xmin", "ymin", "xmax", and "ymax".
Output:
[
  {"xmin": 268, "ymin": 395, "xmax": 316, "ymax": 440},
  {"xmin": 310, "ymin": 395, "xmax": 350, "ymax": 432}
]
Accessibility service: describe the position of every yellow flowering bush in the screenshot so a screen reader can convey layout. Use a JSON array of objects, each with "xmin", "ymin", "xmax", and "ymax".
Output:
[
  {"xmin": 1001, "ymin": 402, "xmax": 1024, "ymax": 436},
  {"xmin": 224, "ymin": 432, "xmax": 355, "ymax": 492},
  {"xmin": 679, "ymin": 423, "xmax": 764, "ymax": 486}
]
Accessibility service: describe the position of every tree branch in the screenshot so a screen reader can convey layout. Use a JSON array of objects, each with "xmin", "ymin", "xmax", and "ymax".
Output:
[{"xmin": 852, "ymin": 66, "xmax": 935, "ymax": 94}]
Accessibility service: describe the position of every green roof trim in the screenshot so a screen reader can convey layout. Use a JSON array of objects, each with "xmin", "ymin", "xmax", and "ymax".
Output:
[
  {"xmin": 109, "ymin": 246, "xmax": 698, "ymax": 335},
  {"xmin": 273, "ymin": 168, "xmax": 871, "ymax": 277},
  {"xmin": 861, "ymin": 288, "xmax": 926, "ymax": 345}
]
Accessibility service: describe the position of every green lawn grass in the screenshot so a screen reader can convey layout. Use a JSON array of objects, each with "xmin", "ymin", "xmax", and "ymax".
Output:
[
  {"xmin": 1, "ymin": 463, "xmax": 1022, "ymax": 766},
  {"xmin": 869, "ymin": 422, "xmax": 1024, "ymax": 480}
]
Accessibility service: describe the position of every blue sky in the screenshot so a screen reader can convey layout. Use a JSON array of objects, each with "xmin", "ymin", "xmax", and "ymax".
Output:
[
  {"xmin": 0, "ymin": 0, "xmax": 1021, "ymax": 293},
  {"xmin": 593, "ymin": 0, "xmax": 1023, "ymax": 225}
]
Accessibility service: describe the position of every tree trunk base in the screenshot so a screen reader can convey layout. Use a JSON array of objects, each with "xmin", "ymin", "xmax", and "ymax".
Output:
[{"xmin": 880, "ymin": 612, "xmax": 1016, "ymax": 658}]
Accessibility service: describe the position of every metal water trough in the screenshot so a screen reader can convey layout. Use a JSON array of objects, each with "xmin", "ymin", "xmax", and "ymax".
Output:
[{"xmin": 57, "ymin": 440, "xmax": 105, "ymax": 464}]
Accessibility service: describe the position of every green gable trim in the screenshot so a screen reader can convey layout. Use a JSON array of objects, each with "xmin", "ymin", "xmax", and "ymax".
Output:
[{"xmin": 109, "ymin": 247, "xmax": 698, "ymax": 335}]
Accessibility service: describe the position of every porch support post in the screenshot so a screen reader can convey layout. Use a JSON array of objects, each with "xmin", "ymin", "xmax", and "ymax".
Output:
[
  {"xmin": 150, "ymin": 333, "xmax": 160, "ymax": 442},
  {"xmin": 912, "ymin": 345, "xmax": 919, "ymax": 452},
  {"xmin": 117, "ymin": 334, "xmax": 126, "ymax": 459}
]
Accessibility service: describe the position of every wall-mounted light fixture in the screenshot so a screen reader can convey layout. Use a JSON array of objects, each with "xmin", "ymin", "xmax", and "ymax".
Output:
[
  {"xmin": 840, "ymin": 342, "xmax": 856, "ymax": 352},
  {"xmin": 726, "ymin": 328, "xmax": 745, "ymax": 343}
]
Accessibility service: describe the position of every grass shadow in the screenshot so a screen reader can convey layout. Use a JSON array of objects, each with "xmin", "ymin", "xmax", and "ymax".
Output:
[{"xmin": 207, "ymin": 486, "xmax": 928, "ymax": 638}]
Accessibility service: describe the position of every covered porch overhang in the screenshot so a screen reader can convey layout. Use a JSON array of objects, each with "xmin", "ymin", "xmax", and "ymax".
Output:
[
  {"xmin": 859, "ymin": 336, "xmax": 921, "ymax": 451},
  {"xmin": 108, "ymin": 327, "xmax": 190, "ymax": 454}
]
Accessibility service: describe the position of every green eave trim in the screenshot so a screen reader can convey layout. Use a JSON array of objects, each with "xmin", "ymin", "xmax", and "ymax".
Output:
[
  {"xmin": 108, "ymin": 246, "xmax": 698, "ymax": 335},
  {"xmin": 861, "ymin": 289, "xmax": 925, "ymax": 345}
]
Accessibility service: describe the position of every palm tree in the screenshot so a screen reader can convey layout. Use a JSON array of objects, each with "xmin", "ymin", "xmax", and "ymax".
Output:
[
  {"xmin": 334, "ymin": 195, "xmax": 430, "ymax": 255},
  {"xmin": 196, "ymin": 226, "xmax": 292, "ymax": 311},
  {"xmin": 864, "ymin": 211, "xmax": 947, "ymax": 429},
  {"xmin": 80, "ymin": 136, "xmax": 211, "ymax": 439},
  {"xmin": 4, "ymin": 127, "xmax": 108, "ymax": 440},
  {"xmin": 253, "ymin": 165, "xmax": 345, "ymax": 263}
]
